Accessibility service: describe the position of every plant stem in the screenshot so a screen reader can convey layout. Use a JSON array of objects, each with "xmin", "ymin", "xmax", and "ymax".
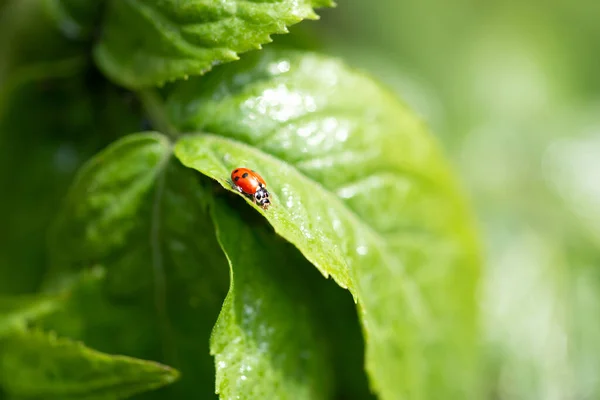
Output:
[{"xmin": 138, "ymin": 89, "xmax": 177, "ymax": 138}]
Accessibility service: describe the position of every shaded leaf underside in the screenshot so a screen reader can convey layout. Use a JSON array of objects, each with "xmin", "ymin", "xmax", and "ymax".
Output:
[{"xmin": 209, "ymin": 198, "xmax": 334, "ymax": 399}]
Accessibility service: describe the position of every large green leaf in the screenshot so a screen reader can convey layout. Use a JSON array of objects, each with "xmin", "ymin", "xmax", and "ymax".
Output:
[
  {"xmin": 209, "ymin": 197, "xmax": 334, "ymax": 399},
  {"xmin": 94, "ymin": 0, "xmax": 334, "ymax": 88},
  {"xmin": 0, "ymin": 330, "xmax": 178, "ymax": 399},
  {"xmin": 45, "ymin": 133, "xmax": 229, "ymax": 398},
  {"xmin": 169, "ymin": 50, "xmax": 481, "ymax": 399}
]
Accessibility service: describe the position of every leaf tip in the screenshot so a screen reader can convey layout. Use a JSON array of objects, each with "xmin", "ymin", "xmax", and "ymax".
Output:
[{"xmin": 159, "ymin": 365, "xmax": 181, "ymax": 384}]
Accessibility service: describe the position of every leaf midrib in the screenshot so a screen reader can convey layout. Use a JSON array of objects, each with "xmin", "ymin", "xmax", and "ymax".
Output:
[{"xmin": 128, "ymin": 0, "xmax": 218, "ymax": 56}]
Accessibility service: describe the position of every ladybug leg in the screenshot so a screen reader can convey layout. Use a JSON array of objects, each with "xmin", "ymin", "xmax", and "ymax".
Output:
[
  {"xmin": 247, "ymin": 193, "xmax": 258, "ymax": 205},
  {"xmin": 227, "ymin": 178, "xmax": 243, "ymax": 193}
]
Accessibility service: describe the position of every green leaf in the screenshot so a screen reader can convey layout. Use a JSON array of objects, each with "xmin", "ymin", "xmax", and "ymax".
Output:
[
  {"xmin": 45, "ymin": 132, "xmax": 229, "ymax": 398},
  {"xmin": 170, "ymin": 50, "xmax": 481, "ymax": 399},
  {"xmin": 0, "ymin": 295, "xmax": 61, "ymax": 338},
  {"xmin": 209, "ymin": 198, "xmax": 333, "ymax": 399},
  {"xmin": 93, "ymin": 0, "xmax": 334, "ymax": 88},
  {"xmin": 48, "ymin": 132, "xmax": 172, "ymax": 269},
  {"xmin": 0, "ymin": 330, "xmax": 178, "ymax": 399}
]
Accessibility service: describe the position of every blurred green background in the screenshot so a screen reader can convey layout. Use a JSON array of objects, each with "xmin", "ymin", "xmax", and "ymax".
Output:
[
  {"xmin": 315, "ymin": 1, "xmax": 600, "ymax": 399},
  {"xmin": 2, "ymin": 0, "xmax": 599, "ymax": 398}
]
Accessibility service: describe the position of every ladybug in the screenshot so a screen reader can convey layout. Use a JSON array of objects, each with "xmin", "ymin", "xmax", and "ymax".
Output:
[{"xmin": 230, "ymin": 167, "xmax": 271, "ymax": 210}]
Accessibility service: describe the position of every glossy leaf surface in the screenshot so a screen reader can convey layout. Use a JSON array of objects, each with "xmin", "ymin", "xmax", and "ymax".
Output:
[
  {"xmin": 94, "ymin": 0, "xmax": 334, "ymax": 88},
  {"xmin": 170, "ymin": 50, "xmax": 481, "ymax": 399}
]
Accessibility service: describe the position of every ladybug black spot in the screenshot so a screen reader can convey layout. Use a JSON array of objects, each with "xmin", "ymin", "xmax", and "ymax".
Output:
[
  {"xmin": 234, "ymin": 176, "xmax": 240, "ymax": 181},
  {"xmin": 234, "ymin": 169, "xmax": 239, "ymax": 173},
  {"xmin": 242, "ymin": 172, "xmax": 249, "ymax": 178}
]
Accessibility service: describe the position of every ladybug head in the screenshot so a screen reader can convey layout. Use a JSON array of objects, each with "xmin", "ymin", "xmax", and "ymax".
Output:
[{"xmin": 254, "ymin": 187, "xmax": 271, "ymax": 210}]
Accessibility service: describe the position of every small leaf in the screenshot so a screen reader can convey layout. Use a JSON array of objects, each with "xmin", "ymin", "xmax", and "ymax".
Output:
[
  {"xmin": 46, "ymin": 132, "xmax": 229, "ymax": 398},
  {"xmin": 0, "ymin": 295, "xmax": 61, "ymax": 338},
  {"xmin": 93, "ymin": 0, "xmax": 334, "ymax": 88},
  {"xmin": 0, "ymin": 330, "xmax": 178, "ymax": 399},
  {"xmin": 209, "ymin": 198, "xmax": 333, "ymax": 399},
  {"xmin": 170, "ymin": 50, "xmax": 481, "ymax": 399},
  {"xmin": 48, "ymin": 132, "xmax": 172, "ymax": 268}
]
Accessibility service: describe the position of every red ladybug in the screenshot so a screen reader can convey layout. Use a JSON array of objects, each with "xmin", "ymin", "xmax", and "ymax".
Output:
[{"xmin": 230, "ymin": 167, "xmax": 271, "ymax": 210}]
